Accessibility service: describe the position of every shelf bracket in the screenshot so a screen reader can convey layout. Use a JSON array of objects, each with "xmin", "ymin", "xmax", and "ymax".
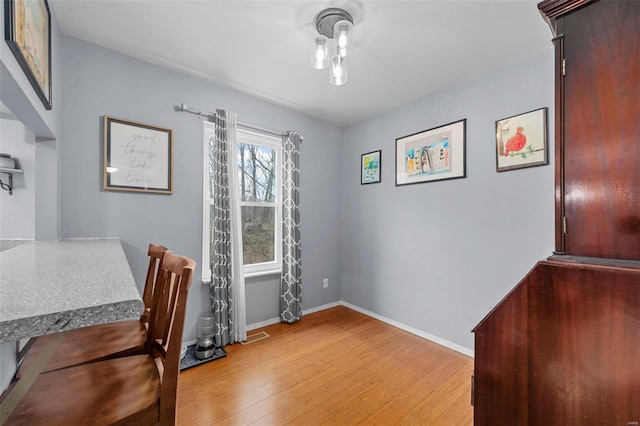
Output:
[
  {"xmin": 0, "ymin": 167, "xmax": 23, "ymax": 196},
  {"xmin": 0, "ymin": 174, "xmax": 14, "ymax": 195}
]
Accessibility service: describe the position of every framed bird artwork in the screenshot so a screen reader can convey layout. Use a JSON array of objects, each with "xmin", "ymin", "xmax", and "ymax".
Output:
[{"xmin": 496, "ymin": 107, "xmax": 548, "ymax": 172}]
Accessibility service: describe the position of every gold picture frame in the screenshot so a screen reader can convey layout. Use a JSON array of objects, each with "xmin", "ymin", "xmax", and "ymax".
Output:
[{"xmin": 5, "ymin": 0, "xmax": 52, "ymax": 109}]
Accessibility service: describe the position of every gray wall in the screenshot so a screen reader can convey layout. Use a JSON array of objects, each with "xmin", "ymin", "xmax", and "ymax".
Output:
[
  {"xmin": 0, "ymin": 116, "xmax": 35, "ymax": 239},
  {"xmin": 0, "ymin": 116, "xmax": 60, "ymax": 242},
  {"xmin": 59, "ymin": 36, "xmax": 344, "ymax": 342},
  {"xmin": 340, "ymin": 50, "xmax": 555, "ymax": 352}
]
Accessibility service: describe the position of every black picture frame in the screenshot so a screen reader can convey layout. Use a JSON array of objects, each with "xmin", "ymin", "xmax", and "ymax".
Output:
[
  {"xmin": 4, "ymin": 0, "xmax": 52, "ymax": 110},
  {"xmin": 361, "ymin": 150, "xmax": 381, "ymax": 185},
  {"xmin": 496, "ymin": 107, "xmax": 548, "ymax": 172},
  {"xmin": 395, "ymin": 119, "xmax": 466, "ymax": 186}
]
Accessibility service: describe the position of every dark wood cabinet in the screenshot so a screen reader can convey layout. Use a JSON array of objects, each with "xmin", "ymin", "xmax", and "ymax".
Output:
[
  {"xmin": 473, "ymin": 1, "xmax": 640, "ymax": 423},
  {"xmin": 474, "ymin": 259, "xmax": 640, "ymax": 425},
  {"xmin": 548, "ymin": 0, "xmax": 640, "ymax": 261}
]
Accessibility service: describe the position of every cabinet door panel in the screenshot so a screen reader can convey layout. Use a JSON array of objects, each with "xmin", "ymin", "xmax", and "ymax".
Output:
[
  {"xmin": 528, "ymin": 264, "xmax": 640, "ymax": 424},
  {"xmin": 562, "ymin": 0, "xmax": 640, "ymax": 260}
]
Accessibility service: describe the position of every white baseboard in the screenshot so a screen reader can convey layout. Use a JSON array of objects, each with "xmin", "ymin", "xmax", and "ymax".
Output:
[
  {"xmin": 242, "ymin": 300, "xmax": 474, "ymax": 358},
  {"xmin": 303, "ymin": 300, "xmax": 342, "ymax": 315},
  {"xmin": 246, "ymin": 317, "xmax": 281, "ymax": 331},
  {"xmin": 246, "ymin": 301, "xmax": 342, "ymax": 331},
  {"xmin": 340, "ymin": 301, "xmax": 474, "ymax": 358}
]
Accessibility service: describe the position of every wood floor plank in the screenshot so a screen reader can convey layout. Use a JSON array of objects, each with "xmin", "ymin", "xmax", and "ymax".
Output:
[{"xmin": 177, "ymin": 306, "xmax": 473, "ymax": 425}]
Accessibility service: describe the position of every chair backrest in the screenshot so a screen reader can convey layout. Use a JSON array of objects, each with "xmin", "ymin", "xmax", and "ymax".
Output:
[
  {"xmin": 141, "ymin": 243, "xmax": 170, "ymax": 322},
  {"xmin": 146, "ymin": 251, "xmax": 195, "ymax": 425}
]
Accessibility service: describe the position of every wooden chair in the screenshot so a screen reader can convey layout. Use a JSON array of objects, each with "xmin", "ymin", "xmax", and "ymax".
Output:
[
  {"xmin": 5, "ymin": 252, "xmax": 196, "ymax": 426},
  {"xmin": 16, "ymin": 243, "xmax": 169, "ymax": 378}
]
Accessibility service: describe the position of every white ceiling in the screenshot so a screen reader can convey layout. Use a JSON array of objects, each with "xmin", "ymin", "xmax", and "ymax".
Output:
[{"xmin": 50, "ymin": 0, "xmax": 552, "ymax": 127}]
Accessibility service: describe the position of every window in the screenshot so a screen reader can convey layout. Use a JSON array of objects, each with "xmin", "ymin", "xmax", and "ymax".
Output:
[
  {"xmin": 236, "ymin": 129, "xmax": 282, "ymax": 276},
  {"xmin": 202, "ymin": 123, "xmax": 282, "ymax": 282}
]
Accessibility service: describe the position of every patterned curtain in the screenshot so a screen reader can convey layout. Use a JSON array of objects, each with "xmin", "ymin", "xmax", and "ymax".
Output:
[
  {"xmin": 209, "ymin": 109, "xmax": 246, "ymax": 346},
  {"xmin": 280, "ymin": 131, "xmax": 303, "ymax": 323},
  {"xmin": 226, "ymin": 113, "xmax": 247, "ymax": 343}
]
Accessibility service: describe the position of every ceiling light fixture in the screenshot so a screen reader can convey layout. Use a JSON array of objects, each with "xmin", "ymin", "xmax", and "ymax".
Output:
[{"xmin": 311, "ymin": 8, "xmax": 353, "ymax": 86}]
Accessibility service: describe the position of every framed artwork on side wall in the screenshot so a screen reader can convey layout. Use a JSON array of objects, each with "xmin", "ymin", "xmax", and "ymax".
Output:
[
  {"xmin": 496, "ymin": 107, "xmax": 548, "ymax": 172},
  {"xmin": 4, "ymin": 0, "xmax": 52, "ymax": 110},
  {"xmin": 361, "ymin": 150, "xmax": 381, "ymax": 184},
  {"xmin": 103, "ymin": 116, "xmax": 174, "ymax": 194},
  {"xmin": 395, "ymin": 119, "xmax": 466, "ymax": 186}
]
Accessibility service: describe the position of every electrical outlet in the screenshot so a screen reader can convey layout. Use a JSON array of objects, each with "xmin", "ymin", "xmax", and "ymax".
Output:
[{"xmin": 323, "ymin": 278, "xmax": 328, "ymax": 288}]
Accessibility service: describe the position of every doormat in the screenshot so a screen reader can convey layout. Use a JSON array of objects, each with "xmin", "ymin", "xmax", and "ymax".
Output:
[
  {"xmin": 180, "ymin": 344, "xmax": 226, "ymax": 371},
  {"xmin": 241, "ymin": 331, "xmax": 270, "ymax": 345}
]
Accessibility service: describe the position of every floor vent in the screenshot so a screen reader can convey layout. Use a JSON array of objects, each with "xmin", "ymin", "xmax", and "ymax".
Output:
[{"xmin": 241, "ymin": 331, "xmax": 270, "ymax": 345}]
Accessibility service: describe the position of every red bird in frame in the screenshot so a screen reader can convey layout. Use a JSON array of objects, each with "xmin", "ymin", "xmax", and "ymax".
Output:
[
  {"xmin": 504, "ymin": 126, "xmax": 527, "ymax": 157},
  {"xmin": 495, "ymin": 107, "xmax": 548, "ymax": 173}
]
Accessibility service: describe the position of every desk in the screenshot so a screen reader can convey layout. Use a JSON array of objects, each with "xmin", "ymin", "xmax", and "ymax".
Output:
[{"xmin": 0, "ymin": 238, "xmax": 144, "ymax": 342}]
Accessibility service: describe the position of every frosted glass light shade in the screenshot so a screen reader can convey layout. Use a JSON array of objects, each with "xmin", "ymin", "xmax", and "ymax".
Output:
[
  {"xmin": 311, "ymin": 35, "xmax": 329, "ymax": 69},
  {"xmin": 329, "ymin": 55, "xmax": 348, "ymax": 86},
  {"xmin": 333, "ymin": 19, "xmax": 353, "ymax": 58}
]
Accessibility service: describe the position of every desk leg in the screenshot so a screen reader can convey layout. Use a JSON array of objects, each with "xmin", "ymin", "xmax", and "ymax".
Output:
[
  {"xmin": 0, "ymin": 333, "xmax": 65, "ymax": 424},
  {"xmin": 16, "ymin": 338, "xmax": 37, "ymax": 366}
]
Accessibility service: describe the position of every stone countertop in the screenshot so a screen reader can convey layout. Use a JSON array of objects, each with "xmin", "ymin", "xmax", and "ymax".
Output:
[
  {"xmin": 0, "ymin": 239, "xmax": 33, "ymax": 252},
  {"xmin": 0, "ymin": 238, "xmax": 144, "ymax": 342}
]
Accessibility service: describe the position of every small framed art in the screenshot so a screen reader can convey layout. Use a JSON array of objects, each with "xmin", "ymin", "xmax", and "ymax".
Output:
[
  {"xmin": 496, "ymin": 107, "xmax": 548, "ymax": 172},
  {"xmin": 395, "ymin": 119, "xmax": 466, "ymax": 186},
  {"xmin": 103, "ymin": 116, "xmax": 173, "ymax": 194},
  {"xmin": 361, "ymin": 150, "xmax": 381, "ymax": 184}
]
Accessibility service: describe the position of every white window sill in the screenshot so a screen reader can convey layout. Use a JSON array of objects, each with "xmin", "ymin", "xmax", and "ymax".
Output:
[
  {"xmin": 244, "ymin": 269, "xmax": 281, "ymax": 279},
  {"xmin": 201, "ymin": 269, "xmax": 281, "ymax": 285}
]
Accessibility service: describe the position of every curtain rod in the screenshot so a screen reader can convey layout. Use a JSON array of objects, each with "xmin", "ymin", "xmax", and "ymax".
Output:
[{"xmin": 176, "ymin": 103, "xmax": 302, "ymax": 141}]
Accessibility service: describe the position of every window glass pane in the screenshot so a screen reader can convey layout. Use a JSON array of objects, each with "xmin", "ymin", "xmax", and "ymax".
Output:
[
  {"xmin": 241, "ymin": 205, "xmax": 275, "ymax": 265},
  {"xmin": 237, "ymin": 142, "xmax": 276, "ymax": 203},
  {"xmin": 208, "ymin": 133, "xmax": 215, "ymax": 199}
]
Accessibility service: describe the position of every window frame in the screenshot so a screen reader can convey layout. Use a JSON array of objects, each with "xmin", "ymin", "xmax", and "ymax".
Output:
[
  {"xmin": 202, "ymin": 121, "xmax": 215, "ymax": 283},
  {"xmin": 202, "ymin": 122, "xmax": 282, "ymax": 283}
]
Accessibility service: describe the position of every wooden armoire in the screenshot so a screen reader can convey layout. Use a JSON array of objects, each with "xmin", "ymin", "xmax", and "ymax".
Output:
[{"xmin": 472, "ymin": 0, "xmax": 640, "ymax": 424}]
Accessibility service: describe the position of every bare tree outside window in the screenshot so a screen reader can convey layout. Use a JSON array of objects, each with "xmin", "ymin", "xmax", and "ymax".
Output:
[{"xmin": 237, "ymin": 142, "xmax": 277, "ymax": 265}]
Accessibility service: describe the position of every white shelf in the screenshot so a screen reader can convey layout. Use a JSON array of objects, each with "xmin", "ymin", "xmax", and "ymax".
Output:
[{"xmin": 0, "ymin": 166, "xmax": 23, "ymax": 174}]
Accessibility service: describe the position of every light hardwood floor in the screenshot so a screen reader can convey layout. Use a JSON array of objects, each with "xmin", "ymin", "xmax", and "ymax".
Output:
[{"xmin": 177, "ymin": 306, "xmax": 473, "ymax": 425}]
